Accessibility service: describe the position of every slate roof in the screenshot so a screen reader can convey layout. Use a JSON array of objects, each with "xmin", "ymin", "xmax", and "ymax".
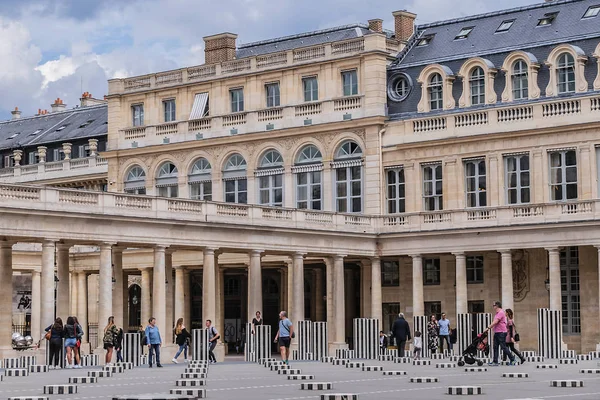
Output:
[
  {"xmin": 394, "ymin": 0, "xmax": 600, "ymax": 68},
  {"xmin": 0, "ymin": 104, "xmax": 108, "ymax": 151}
]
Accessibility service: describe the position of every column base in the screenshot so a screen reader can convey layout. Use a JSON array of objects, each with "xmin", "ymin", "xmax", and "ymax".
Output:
[
  {"xmin": 0, "ymin": 346, "xmax": 22, "ymax": 360},
  {"xmin": 596, "ymin": 343, "xmax": 600, "ymax": 352},
  {"xmin": 328, "ymin": 342, "xmax": 348, "ymax": 354},
  {"xmin": 214, "ymin": 342, "xmax": 225, "ymax": 362}
]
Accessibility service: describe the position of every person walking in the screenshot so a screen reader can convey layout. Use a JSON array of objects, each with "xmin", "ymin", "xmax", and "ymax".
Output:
[
  {"xmin": 505, "ymin": 308, "xmax": 525, "ymax": 364},
  {"xmin": 438, "ymin": 313, "xmax": 451, "ymax": 353},
  {"xmin": 115, "ymin": 327, "xmax": 124, "ymax": 363},
  {"xmin": 103, "ymin": 316, "xmax": 118, "ymax": 366},
  {"xmin": 72, "ymin": 316, "xmax": 83, "ymax": 369},
  {"xmin": 379, "ymin": 331, "xmax": 389, "ymax": 354},
  {"xmin": 485, "ymin": 301, "xmax": 516, "ymax": 366},
  {"xmin": 427, "ymin": 314, "xmax": 439, "ymax": 354},
  {"xmin": 274, "ymin": 311, "xmax": 293, "ymax": 365},
  {"xmin": 45, "ymin": 317, "xmax": 64, "ymax": 369},
  {"xmin": 413, "ymin": 331, "xmax": 423, "ymax": 360},
  {"xmin": 64, "ymin": 317, "xmax": 78, "ymax": 368},
  {"xmin": 391, "ymin": 313, "xmax": 411, "ymax": 357},
  {"xmin": 206, "ymin": 319, "xmax": 220, "ymax": 364},
  {"xmin": 251, "ymin": 311, "xmax": 263, "ymax": 335},
  {"xmin": 145, "ymin": 317, "xmax": 163, "ymax": 368},
  {"xmin": 172, "ymin": 318, "xmax": 191, "ymax": 363}
]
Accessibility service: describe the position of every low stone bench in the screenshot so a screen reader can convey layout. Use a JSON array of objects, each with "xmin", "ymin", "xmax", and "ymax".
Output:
[
  {"xmin": 271, "ymin": 364, "xmax": 291, "ymax": 371},
  {"xmin": 447, "ymin": 386, "xmax": 482, "ymax": 395},
  {"xmin": 321, "ymin": 356, "xmax": 335, "ymax": 363},
  {"xmin": 8, "ymin": 397, "xmax": 48, "ymax": 400},
  {"xmin": 431, "ymin": 354, "xmax": 445, "ymax": 360},
  {"xmin": 410, "ymin": 377, "xmax": 438, "ymax": 383},
  {"xmin": 394, "ymin": 357, "xmax": 411, "ymax": 363},
  {"xmin": 332, "ymin": 359, "xmax": 349, "ymax": 366},
  {"xmin": 116, "ymin": 362, "xmax": 134, "ymax": 370},
  {"xmin": 550, "ymin": 380, "xmax": 584, "ymax": 387},
  {"xmin": 378, "ymin": 355, "xmax": 394, "ymax": 361},
  {"xmin": 43, "ymin": 385, "xmax": 77, "ymax": 395},
  {"xmin": 300, "ymin": 382, "xmax": 332, "ymax": 390},
  {"xmin": 526, "ymin": 356, "xmax": 544, "ymax": 362}
]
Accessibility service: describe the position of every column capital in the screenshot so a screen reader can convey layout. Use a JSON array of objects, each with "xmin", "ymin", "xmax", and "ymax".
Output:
[
  {"xmin": 249, "ymin": 249, "xmax": 264, "ymax": 256},
  {"xmin": 333, "ymin": 254, "xmax": 347, "ymax": 261},
  {"xmin": 498, "ymin": 249, "xmax": 512, "ymax": 256},
  {"xmin": 0, "ymin": 240, "xmax": 15, "ymax": 249},
  {"xmin": 595, "ymin": 245, "xmax": 600, "ymax": 251},
  {"xmin": 138, "ymin": 266, "xmax": 152, "ymax": 272},
  {"xmin": 203, "ymin": 247, "xmax": 218, "ymax": 256},
  {"xmin": 369, "ymin": 256, "xmax": 381, "ymax": 263},
  {"xmin": 154, "ymin": 244, "xmax": 168, "ymax": 252},
  {"xmin": 173, "ymin": 265, "xmax": 187, "ymax": 271},
  {"xmin": 42, "ymin": 239, "xmax": 57, "ymax": 248},
  {"xmin": 409, "ymin": 254, "xmax": 422, "ymax": 259},
  {"xmin": 545, "ymin": 247, "xmax": 560, "ymax": 253},
  {"xmin": 112, "ymin": 245, "xmax": 126, "ymax": 254},
  {"xmin": 99, "ymin": 242, "xmax": 116, "ymax": 250},
  {"xmin": 56, "ymin": 243, "xmax": 71, "ymax": 251},
  {"xmin": 452, "ymin": 252, "xmax": 466, "ymax": 257},
  {"xmin": 292, "ymin": 252, "xmax": 305, "ymax": 259}
]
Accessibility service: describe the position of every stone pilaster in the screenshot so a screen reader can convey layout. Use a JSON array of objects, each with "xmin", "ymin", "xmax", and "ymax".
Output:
[
  {"xmin": 500, "ymin": 250, "xmax": 514, "ymax": 311},
  {"xmin": 55, "ymin": 244, "xmax": 70, "ymax": 320},
  {"xmin": 0, "ymin": 241, "xmax": 14, "ymax": 352},
  {"xmin": 547, "ymin": 248, "xmax": 561, "ymax": 310},
  {"xmin": 112, "ymin": 247, "xmax": 125, "ymax": 330},
  {"xmin": 153, "ymin": 246, "xmax": 167, "ymax": 341},
  {"xmin": 411, "ymin": 255, "xmax": 424, "ymax": 316},
  {"xmin": 31, "ymin": 270, "xmax": 41, "ymax": 342},
  {"xmin": 203, "ymin": 248, "xmax": 217, "ymax": 323},
  {"xmin": 140, "ymin": 267, "xmax": 152, "ymax": 327},
  {"xmin": 41, "ymin": 240, "xmax": 55, "ymax": 334},
  {"xmin": 292, "ymin": 252, "xmax": 305, "ymax": 321},
  {"xmin": 454, "ymin": 252, "xmax": 467, "ymax": 315},
  {"xmin": 247, "ymin": 250, "xmax": 263, "ymax": 321},
  {"xmin": 371, "ymin": 257, "xmax": 382, "ymax": 323},
  {"xmin": 325, "ymin": 257, "xmax": 335, "ymax": 344},
  {"xmin": 332, "ymin": 255, "xmax": 347, "ymax": 349}
]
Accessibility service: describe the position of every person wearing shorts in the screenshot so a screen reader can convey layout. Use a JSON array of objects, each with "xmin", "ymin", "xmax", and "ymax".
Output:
[{"xmin": 274, "ymin": 311, "xmax": 293, "ymax": 365}]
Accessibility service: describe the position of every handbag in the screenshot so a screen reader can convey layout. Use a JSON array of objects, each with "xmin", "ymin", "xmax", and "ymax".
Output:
[
  {"xmin": 44, "ymin": 331, "xmax": 51, "ymax": 340},
  {"xmin": 513, "ymin": 323, "xmax": 520, "ymax": 342}
]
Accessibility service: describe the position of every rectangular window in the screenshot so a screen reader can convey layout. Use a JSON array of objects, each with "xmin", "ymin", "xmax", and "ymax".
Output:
[
  {"xmin": 190, "ymin": 181, "xmax": 212, "ymax": 201},
  {"xmin": 538, "ymin": 12, "xmax": 558, "ymax": 26},
  {"xmin": 225, "ymin": 178, "xmax": 247, "ymax": 204},
  {"xmin": 190, "ymin": 92, "xmax": 210, "ymax": 119},
  {"xmin": 342, "ymin": 70, "xmax": 358, "ymax": 96},
  {"xmin": 53, "ymin": 149, "xmax": 65, "ymax": 162},
  {"xmin": 3, "ymin": 155, "xmax": 14, "ymax": 168},
  {"xmin": 163, "ymin": 99, "xmax": 176, "ymax": 122},
  {"xmin": 383, "ymin": 303, "xmax": 401, "ymax": 334},
  {"xmin": 28, "ymin": 152, "xmax": 39, "ymax": 165},
  {"xmin": 158, "ymin": 185, "xmax": 178, "ymax": 198},
  {"xmin": 78, "ymin": 145, "xmax": 90, "ymax": 158},
  {"xmin": 422, "ymin": 163, "xmax": 443, "ymax": 211},
  {"xmin": 454, "ymin": 26, "xmax": 474, "ymax": 40},
  {"xmin": 381, "ymin": 261, "xmax": 400, "ymax": 287},
  {"xmin": 335, "ymin": 166, "xmax": 362, "ymax": 213},
  {"xmin": 505, "ymin": 154, "xmax": 530, "ymax": 204},
  {"xmin": 125, "ymin": 187, "xmax": 146, "ymax": 195},
  {"xmin": 303, "ymin": 77, "xmax": 319, "ymax": 102},
  {"xmin": 386, "ymin": 168, "xmax": 405, "ymax": 213},
  {"xmin": 466, "ymin": 255, "xmax": 484, "ymax": 284},
  {"xmin": 265, "ymin": 83, "xmax": 281, "ymax": 108},
  {"xmin": 549, "ymin": 150, "xmax": 577, "ymax": 201},
  {"xmin": 496, "ymin": 20, "xmax": 515, "ymax": 33},
  {"xmin": 424, "ymin": 301, "xmax": 442, "ymax": 320},
  {"xmin": 296, "ymin": 171, "xmax": 322, "ymax": 210},
  {"xmin": 583, "ymin": 5, "xmax": 600, "ymax": 18},
  {"xmin": 465, "ymin": 159, "xmax": 487, "ymax": 208},
  {"xmin": 561, "ymin": 247, "xmax": 580, "ymax": 335},
  {"xmin": 468, "ymin": 300, "xmax": 485, "ymax": 313},
  {"xmin": 423, "ymin": 258, "xmax": 440, "ymax": 285},
  {"xmin": 259, "ymin": 174, "xmax": 283, "ymax": 207},
  {"xmin": 132, "ymin": 104, "xmax": 144, "ymax": 126},
  {"xmin": 230, "ymin": 88, "xmax": 244, "ymax": 113}
]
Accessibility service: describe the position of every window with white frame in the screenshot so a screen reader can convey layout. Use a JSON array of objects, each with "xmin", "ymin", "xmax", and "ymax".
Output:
[
  {"xmin": 465, "ymin": 159, "xmax": 487, "ymax": 208},
  {"xmin": 466, "ymin": 255, "xmax": 484, "ymax": 284},
  {"xmin": 303, "ymin": 76, "xmax": 319, "ymax": 102},
  {"xmin": 27, "ymin": 152, "xmax": 39, "ymax": 165},
  {"xmin": 258, "ymin": 150, "xmax": 284, "ymax": 207},
  {"xmin": 132, "ymin": 104, "xmax": 144, "ymax": 126},
  {"xmin": 342, "ymin": 70, "xmax": 358, "ymax": 96},
  {"xmin": 469, "ymin": 67, "xmax": 485, "ymax": 105},
  {"xmin": 163, "ymin": 99, "xmax": 176, "ymax": 122},
  {"xmin": 334, "ymin": 141, "xmax": 363, "ymax": 213},
  {"xmin": 386, "ymin": 167, "xmax": 405, "ymax": 213},
  {"xmin": 294, "ymin": 145, "xmax": 323, "ymax": 210},
  {"xmin": 77, "ymin": 145, "xmax": 90, "ymax": 158},
  {"xmin": 505, "ymin": 154, "xmax": 530, "ymax": 204},
  {"xmin": 189, "ymin": 158, "xmax": 212, "ymax": 201},
  {"xmin": 223, "ymin": 153, "xmax": 247, "ymax": 204},
  {"xmin": 53, "ymin": 148, "xmax": 65, "ymax": 161},
  {"xmin": 549, "ymin": 149, "xmax": 577, "ymax": 201},
  {"xmin": 423, "ymin": 258, "xmax": 441, "ymax": 285},
  {"xmin": 512, "ymin": 59, "xmax": 529, "ymax": 100},
  {"xmin": 561, "ymin": 247, "xmax": 580, "ymax": 334},
  {"xmin": 265, "ymin": 83, "xmax": 280, "ymax": 108},
  {"xmin": 156, "ymin": 162, "xmax": 178, "ymax": 198},
  {"xmin": 556, "ymin": 53, "xmax": 576, "ymax": 94},
  {"xmin": 422, "ymin": 163, "xmax": 443, "ymax": 211},
  {"xmin": 428, "ymin": 73, "xmax": 443, "ymax": 110},
  {"xmin": 230, "ymin": 88, "xmax": 244, "ymax": 113},
  {"xmin": 3, "ymin": 155, "xmax": 14, "ymax": 168},
  {"xmin": 124, "ymin": 165, "xmax": 146, "ymax": 195}
]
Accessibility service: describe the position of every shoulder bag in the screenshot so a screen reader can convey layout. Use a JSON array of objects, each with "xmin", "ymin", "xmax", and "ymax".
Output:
[{"xmin": 513, "ymin": 323, "xmax": 520, "ymax": 342}]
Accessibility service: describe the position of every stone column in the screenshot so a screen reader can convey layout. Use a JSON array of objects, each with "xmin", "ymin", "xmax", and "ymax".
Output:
[
  {"xmin": 280, "ymin": 268, "xmax": 287, "ymax": 312},
  {"xmin": 71, "ymin": 272, "xmax": 78, "ymax": 317},
  {"xmin": 325, "ymin": 257, "xmax": 335, "ymax": 344},
  {"xmin": 31, "ymin": 270, "xmax": 41, "ymax": 342},
  {"xmin": 55, "ymin": 244, "xmax": 70, "ymax": 320},
  {"xmin": 153, "ymin": 246, "xmax": 167, "ymax": 341},
  {"xmin": 98, "ymin": 243, "xmax": 113, "ymax": 333},
  {"xmin": 112, "ymin": 247, "xmax": 125, "ymax": 330},
  {"xmin": 287, "ymin": 260, "xmax": 294, "ymax": 318},
  {"xmin": 0, "ymin": 241, "xmax": 13, "ymax": 352},
  {"xmin": 315, "ymin": 268, "xmax": 325, "ymax": 321},
  {"xmin": 165, "ymin": 250, "xmax": 174, "ymax": 343},
  {"xmin": 333, "ymin": 255, "xmax": 347, "ymax": 348},
  {"xmin": 217, "ymin": 262, "xmax": 225, "ymax": 343},
  {"xmin": 41, "ymin": 240, "xmax": 55, "ymax": 333},
  {"xmin": 371, "ymin": 257, "xmax": 382, "ymax": 323},
  {"xmin": 141, "ymin": 267, "xmax": 152, "ymax": 326},
  {"xmin": 203, "ymin": 248, "xmax": 217, "ymax": 323},
  {"xmin": 76, "ymin": 273, "xmax": 88, "ymax": 344},
  {"xmin": 293, "ymin": 252, "xmax": 305, "ymax": 321},
  {"xmin": 174, "ymin": 267, "xmax": 186, "ymax": 327},
  {"xmin": 411, "ymin": 255, "xmax": 424, "ymax": 316},
  {"xmin": 183, "ymin": 270, "xmax": 191, "ymax": 330},
  {"xmin": 500, "ymin": 250, "xmax": 514, "ymax": 311},
  {"xmin": 547, "ymin": 248, "xmax": 561, "ymax": 310},
  {"xmin": 247, "ymin": 250, "xmax": 263, "ymax": 321},
  {"xmin": 360, "ymin": 260, "xmax": 371, "ymax": 318},
  {"xmin": 454, "ymin": 252, "xmax": 467, "ymax": 315}
]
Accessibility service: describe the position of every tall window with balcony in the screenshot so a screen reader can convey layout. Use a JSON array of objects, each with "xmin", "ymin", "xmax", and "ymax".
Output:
[
  {"xmin": 512, "ymin": 60, "xmax": 529, "ymax": 100},
  {"xmin": 303, "ymin": 77, "xmax": 319, "ymax": 102},
  {"xmin": 557, "ymin": 53, "xmax": 575, "ymax": 94},
  {"xmin": 163, "ymin": 99, "xmax": 176, "ymax": 122},
  {"xmin": 423, "ymin": 163, "xmax": 443, "ymax": 211},
  {"xmin": 156, "ymin": 162, "xmax": 178, "ymax": 198},
  {"xmin": 561, "ymin": 247, "xmax": 580, "ymax": 334},
  {"xmin": 124, "ymin": 165, "xmax": 146, "ymax": 195},
  {"xmin": 333, "ymin": 141, "xmax": 363, "ymax": 213},
  {"xmin": 230, "ymin": 88, "xmax": 244, "ymax": 113},
  {"xmin": 342, "ymin": 70, "xmax": 358, "ymax": 96},
  {"xmin": 428, "ymin": 73, "xmax": 443, "ymax": 110},
  {"xmin": 294, "ymin": 145, "xmax": 323, "ymax": 210},
  {"xmin": 469, "ymin": 67, "xmax": 485, "ymax": 105},
  {"xmin": 386, "ymin": 168, "xmax": 405, "ymax": 213},
  {"xmin": 466, "ymin": 255, "xmax": 484, "ymax": 284},
  {"xmin": 265, "ymin": 83, "xmax": 280, "ymax": 108},
  {"xmin": 132, "ymin": 104, "xmax": 144, "ymax": 126},
  {"xmin": 223, "ymin": 154, "xmax": 247, "ymax": 204},
  {"xmin": 549, "ymin": 150, "xmax": 577, "ymax": 201},
  {"xmin": 258, "ymin": 150, "xmax": 284, "ymax": 207},
  {"xmin": 189, "ymin": 158, "xmax": 212, "ymax": 201},
  {"xmin": 505, "ymin": 154, "xmax": 530, "ymax": 204},
  {"xmin": 465, "ymin": 159, "xmax": 486, "ymax": 207}
]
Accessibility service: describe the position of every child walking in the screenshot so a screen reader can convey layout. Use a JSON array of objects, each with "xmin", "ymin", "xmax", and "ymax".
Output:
[{"xmin": 413, "ymin": 331, "xmax": 422, "ymax": 360}]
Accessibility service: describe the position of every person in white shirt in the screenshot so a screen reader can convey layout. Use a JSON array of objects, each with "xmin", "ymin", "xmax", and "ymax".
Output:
[{"xmin": 413, "ymin": 331, "xmax": 423, "ymax": 360}]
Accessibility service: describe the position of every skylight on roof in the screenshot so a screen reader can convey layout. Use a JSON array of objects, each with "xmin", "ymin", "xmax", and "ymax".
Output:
[
  {"xmin": 8, "ymin": 133, "xmax": 20, "ymax": 139},
  {"xmin": 56, "ymin": 125, "xmax": 67, "ymax": 131},
  {"xmin": 417, "ymin": 35, "xmax": 434, "ymax": 46},
  {"xmin": 496, "ymin": 20, "xmax": 515, "ymax": 33},
  {"xmin": 454, "ymin": 27, "xmax": 474, "ymax": 40},
  {"xmin": 583, "ymin": 5, "xmax": 600, "ymax": 18},
  {"xmin": 537, "ymin": 12, "xmax": 558, "ymax": 26},
  {"xmin": 79, "ymin": 120, "xmax": 95, "ymax": 128},
  {"xmin": 30, "ymin": 129, "xmax": 42, "ymax": 136}
]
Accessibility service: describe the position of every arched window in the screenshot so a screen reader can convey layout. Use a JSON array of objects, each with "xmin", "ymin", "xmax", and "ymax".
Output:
[
  {"xmin": 428, "ymin": 73, "xmax": 443, "ymax": 110},
  {"xmin": 469, "ymin": 67, "xmax": 485, "ymax": 105},
  {"xmin": 189, "ymin": 158, "xmax": 212, "ymax": 201},
  {"xmin": 257, "ymin": 150, "xmax": 284, "ymax": 207},
  {"xmin": 124, "ymin": 165, "xmax": 146, "ymax": 195},
  {"xmin": 512, "ymin": 60, "xmax": 529, "ymax": 100},
  {"xmin": 223, "ymin": 154, "xmax": 247, "ymax": 204},
  {"xmin": 557, "ymin": 53, "xmax": 575, "ymax": 94},
  {"xmin": 294, "ymin": 145, "xmax": 323, "ymax": 210},
  {"xmin": 156, "ymin": 162, "xmax": 178, "ymax": 198},
  {"xmin": 333, "ymin": 140, "xmax": 363, "ymax": 213}
]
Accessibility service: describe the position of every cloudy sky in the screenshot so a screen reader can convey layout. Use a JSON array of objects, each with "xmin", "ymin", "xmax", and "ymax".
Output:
[{"xmin": 0, "ymin": 0, "xmax": 541, "ymax": 120}]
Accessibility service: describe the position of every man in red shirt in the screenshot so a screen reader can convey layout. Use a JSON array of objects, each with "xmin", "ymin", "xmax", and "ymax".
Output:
[{"xmin": 485, "ymin": 301, "xmax": 515, "ymax": 366}]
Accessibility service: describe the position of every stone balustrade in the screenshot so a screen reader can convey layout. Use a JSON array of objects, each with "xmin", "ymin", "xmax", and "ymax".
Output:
[{"xmin": 0, "ymin": 156, "xmax": 107, "ymax": 184}]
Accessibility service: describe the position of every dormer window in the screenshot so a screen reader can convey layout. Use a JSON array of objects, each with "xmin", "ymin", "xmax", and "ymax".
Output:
[
  {"xmin": 417, "ymin": 35, "xmax": 434, "ymax": 47},
  {"xmin": 454, "ymin": 27, "xmax": 474, "ymax": 40},
  {"xmin": 496, "ymin": 20, "xmax": 514, "ymax": 33},
  {"xmin": 537, "ymin": 12, "xmax": 558, "ymax": 26},
  {"xmin": 583, "ymin": 5, "xmax": 600, "ymax": 19}
]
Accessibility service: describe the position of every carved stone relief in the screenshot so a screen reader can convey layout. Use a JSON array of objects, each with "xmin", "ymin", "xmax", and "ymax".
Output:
[{"xmin": 512, "ymin": 249, "xmax": 529, "ymax": 302}]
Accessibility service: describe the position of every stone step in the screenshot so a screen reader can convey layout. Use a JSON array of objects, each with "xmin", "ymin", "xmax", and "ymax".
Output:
[
  {"xmin": 410, "ymin": 377, "xmax": 438, "ymax": 383},
  {"xmin": 559, "ymin": 359, "xmax": 578, "ymax": 364},
  {"xmin": 383, "ymin": 371, "xmax": 406, "ymax": 375},
  {"xmin": 465, "ymin": 367, "xmax": 487, "ymax": 372},
  {"xmin": 169, "ymin": 389, "xmax": 206, "ymax": 398},
  {"xmin": 29, "ymin": 365, "xmax": 48, "ymax": 373},
  {"xmin": 346, "ymin": 362, "xmax": 364, "ymax": 369},
  {"xmin": 412, "ymin": 360, "xmax": 431, "ymax": 366},
  {"xmin": 270, "ymin": 364, "xmax": 291, "ymax": 371},
  {"xmin": 88, "ymin": 371, "xmax": 112, "ymax": 378},
  {"xmin": 580, "ymin": 369, "xmax": 600, "ymax": 374},
  {"xmin": 69, "ymin": 377, "xmax": 97, "ymax": 384},
  {"xmin": 102, "ymin": 366, "xmax": 124, "ymax": 373},
  {"xmin": 4, "ymin": 369, "xmax": 28, "ymax": 377},
  {"xmin": 320, "ymin": 395, "xmax": 358, "ymax": 400},
  {"xmin": 181, "ymin": 373, "xmax": 207, "ymax": 379},
  {"xmin": 287, "ymin": 375, "xmax": 314, "ymax": 380},
  {"xmin": 537, "ymin": 364, "xmax": 558, "ymax": 369},
  {"xmin": 550, "ymin": 380, "xmax": 584, "ymax": 387},
  {"xmin": 43, "ymin": 385, "xmax": 77, "ymax": 395},
  {"xmin": 502, "ymin": 373, "xmax": 529, "ymax": 378},
  {"xmin": 436, "ymin": 363, "xmax": 456, "ymax": 368},
  {"xmin": 300, "ymin": 382, "xmax": 333, "ymax": 390},
  {"xmin": 279, "ymin": 369, "xmax": 302, "ymax": 375},
  {"xmin": 447, "ymin": 386, "xmax": 483, "ymax": 395},
  {"xmin": 362, "ymin": 366, "xmax": 383, "ymax": 372},
  {"xmin": 185, "ymin": 368, "xmax": 208, "ymax": 373},
  {"xmin": 175, "ymin": 379, "xmax": 206, "ymax": 387}
]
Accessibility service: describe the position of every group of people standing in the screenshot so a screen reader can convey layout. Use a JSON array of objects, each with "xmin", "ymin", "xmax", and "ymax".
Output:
[{"xmin": 44, "ymin": 316, "xmax": 84, "ymax": 369}]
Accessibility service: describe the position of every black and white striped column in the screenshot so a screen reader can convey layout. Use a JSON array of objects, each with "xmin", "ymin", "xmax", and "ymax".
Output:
[
  {"xmin": 298, "ymin": 321, "xmax": 313, "ymax": 361},
  {"xmin": 353, "ymin": 318, "xmax": 379, "ymax": 360},
  {"xmin": 192, "ymin": 329, "xmax": 209, "ymax": 361},
  {"xmin": 313, "ymin": 322, "xmax": 328, "ymax": 360},
  {"xmin": 255, "ymin": 325, "xmax": 272, "ymax": 362},
  {"xmin": 123, "ymin": 333, "xmax": 141, "ymax": 366},
  {"xmin": 538, "ymin": 308, "xmax": 562, "ymax": 359},
  {"xmin": 413, "ymin": 316, "xmax": 429, "ymax": 358},
  {"xmin": 245, "ymin": 323, "xmax": 256, "ymax": 362},
  {"xmin": 456, "ymin": 313, "xmax": 472, "ymax": 355},
  {"xmin": 475, "ymin": 313, "xmax": 492, "ymax": 358}
]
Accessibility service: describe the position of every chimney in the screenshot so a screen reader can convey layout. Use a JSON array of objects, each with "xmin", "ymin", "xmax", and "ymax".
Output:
[
  {"xmin": 368, "ymin": 19, "xmax": 383, "ymax": 33},
  {"xmin": 11, "ymin": 107, "xmax": 21, "ymax": 120},
  {"xmin": 392, "ymin": 10, "xmax": 417, "ymax": 43},
  {"xmin": 203, "ymin": 32, "xmax": 238, "ymax": 64},
  {"xmin": 51, "ymin": 98, "xmax": 66, "ymax": 113},
  {"xmin": 80, "ymin": 92, "xmax": 107, "ymax": 107}
]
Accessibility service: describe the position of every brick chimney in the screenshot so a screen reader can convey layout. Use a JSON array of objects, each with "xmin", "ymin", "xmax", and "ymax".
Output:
[
  {"xmin": 51, "ymin": 98, "xmax": 66, "ymax": 113},
  {"xmin": 11, "ymin": 107, "xmax": 21, "ymax": 120},
  {"xmin": 203, "ymin": 32, "xmax": 237, "ymax": 64},
  {"xmin": 80, "ymin": 92, "xmax": 107, "ymax": 107},
  {"xmin": 392, "ymin": 10, "xmax": 417, "ymax": 43},
  {"xmin": 368, "ymin": 19, "xmax": 383, "ymax": 33}
]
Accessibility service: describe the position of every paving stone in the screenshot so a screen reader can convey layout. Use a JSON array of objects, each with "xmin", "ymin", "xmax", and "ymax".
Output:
[
  {"xmin": 69, "ymin": 377, "xmax": 98, "ymax": 384},
  {"xmin": 537, "ymin": 364, "xmax": 558, "ymax": 369},
  {"xmin": 502, "ymin": 372, "xmax": 529, "ymax": 378},
  {"xmin": 320, "ymin": 395, "xmax": 359, "ymax": 400},
  {"xmin": 43, "ymin": 385, "xmax": 77, "ymax": 395},
  {"xmin": 287, "ymin": 375, "xmax": 314, "ymax": 380},
  {"xmin": 29, "ymin": 365, "xmax": 48, "ymax": 373},
  {"xmin": 436, "ymin": 363, "xmax": 456, "ymax": 368},
  {"xmin": 362, "ymin": 366, "xmax": 383, "ymax": 371},
  {"xmin": 412, "ymin": 360, "xmax": 431, "ymax": 366},
  {"xmin": 410, "ymin": 377, "xmax": 438, "ymax": 383},
  {"xmin": 383, "ymin": 371, "xmax": 406, "ymax": 375},
  {"xmin": 175, "ymin": 379, "xmax": 206, "ymax": 387},
  {"xmin": 4, "ymin": 369, "xmax": 28, "ymax": 377},
  {"xmin": 300, "ymin": 382, "xmax": 333, "ymax": 390},
  {"xmin": 465, "ymin": 367, "xmax": 487, "ymax": 372},
  {"xmin": 550, "ymin": 380, "xmax": 584, "ymax": 387},
  {"xmin": 169, "ymin": 388, "xmax": 206, "ymax": 398},
  {"xmin": 579, "ymin": 369, "xmax": 600, "ymax": 374},
  {"xmin": 279, "ymin": 369, "xmax": 302, "ymax": 375},
  {"xmin": 88, "ymin": 370, "xmax": 112, "ymax": 378},
  {"xmin": 447, "ymin": 386, "xmax": 483, "ymax": 395}
]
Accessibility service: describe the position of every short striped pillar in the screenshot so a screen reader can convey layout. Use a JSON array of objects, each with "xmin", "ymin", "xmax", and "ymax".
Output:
[
  {"xmin": 298, "ymin": 321, "xmax": 313, "ymax": 361},
  {"xmin": 538, "ymin": 309, "xmax": 562, "ymax": 359},
  {"xmin": 45, "ymin": 339, "xmax": 65, "ymax": 368},
  {"xmin": 456, "ymin": 313, "xmax": 472, "ymax": 355},
  {"xmin": 475, "ymin": 314, "xmax": 492, "ymax": 358},
  {"xmin": 313, "ymin": 322, "xmax": 328, "ymax": 360},
  {"xmin": 413, "ymin": 316, "xmax": 429, "ymax": 358},
  {"xmin": 353, "ymin": 318, "xmax": 379, "ymax": 360},
  {"xmin": 192, "ymin": 329, "xmax": 209, "ymax": 361},
  {"xmin": 245, "ymin": 323, "xmax": 256, "ymax": 362},
  {"xmin": 255, "ymin": 325, "xmax": 272, "ymax": 362},
  {"xmin": 123, "ymin": 333, "xmax": 141, "ymax": 366}
]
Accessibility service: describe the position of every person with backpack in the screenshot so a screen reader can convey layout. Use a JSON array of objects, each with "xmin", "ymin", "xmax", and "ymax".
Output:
[
  {"xmin": 45, "ymin": 317, "xmax": 64, "ymax": 369},
  {"xmin": 273, "ymin": 311, "xmax": 294, "ymax": 365},
  {"xmin": 206, "ymin": 319, "xmax": 220, "ymax": 364},
  {"xmin": 103, "ymin": 316, "xmax": 119, "ymax": 366},
  {"xmin": 172, "ymin": 318, "xmax": 191, "ymax": 363},
  {"xmin": 115, "ymin": 327, "xmax": 124, "ymax": 363},
  {"xmin": 64, "ymin": 316, "xmax": 78, "ymax": 368},
  {"xmin": 138, "ymin": 325, "xmax": 147, "ymax": 355}
]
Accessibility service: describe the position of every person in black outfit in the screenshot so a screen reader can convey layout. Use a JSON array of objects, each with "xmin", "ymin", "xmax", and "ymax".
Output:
[
  {"xmin": 45, "ymin": 317, "xmax": 64, "ymax": 369},
  {"xmin": 379, "ymin": 330, "xmax": 389, "ymax": 354},
  {"xmin": 115, "ymin": 327, "xmax": 124, "ymax": 363},
  {"xmin": 172, "ymin": 318, "xmax": 192, "ymax": 363},
  {"xmin": 391, "ymin": 313, "xmax": 411, "ymax": 357},
  {"xmin": 251, "ymin": 311, "xmax": 263, "ymax": 334}
]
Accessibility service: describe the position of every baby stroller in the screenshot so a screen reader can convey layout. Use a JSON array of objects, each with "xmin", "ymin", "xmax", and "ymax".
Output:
[{"xmin": 457, "ymin": 331, "xmax": 489, "ymax": 367}]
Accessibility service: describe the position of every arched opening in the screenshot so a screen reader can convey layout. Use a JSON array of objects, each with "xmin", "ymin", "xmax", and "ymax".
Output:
[{"xmin": 128, "ymin": 284, "xmax": 141, "ymax": 332}]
